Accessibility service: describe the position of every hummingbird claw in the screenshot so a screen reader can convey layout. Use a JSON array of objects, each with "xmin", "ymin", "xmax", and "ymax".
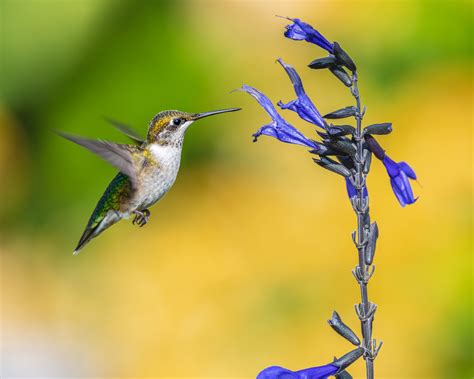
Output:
[{"xmin": 133, "ymin": 209, "xmax": 150, "ymax": 227}]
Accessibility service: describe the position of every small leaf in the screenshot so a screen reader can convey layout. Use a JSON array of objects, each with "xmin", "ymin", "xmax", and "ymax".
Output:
[
  {"xmin": 329, "ymin": 65, "xmax": 352, "ymax": 87},
  {"xmin": 323, "ymin": 106, "xmax": 357, "ymax": 119},
  {"xmin": 364, "ymin": 122, "xmax": 393, "ymax": 136},
  {"xmin": 333, "ymin": 42, "xmax": 357, "ymax": 72},
  {"xmin": 308, "ymin": 56, "xmax": 337, "ymax": 69},
  {"xmin": 327, "ymin": 124, "xmax": 355, "ymax": 137},
  {"xmin": 365, "ymin": 222, "xmax": 379, "ymax": 265},
  {"xmin": 328, "ymin": 311, "xmax": 361, "ymax": 345}
]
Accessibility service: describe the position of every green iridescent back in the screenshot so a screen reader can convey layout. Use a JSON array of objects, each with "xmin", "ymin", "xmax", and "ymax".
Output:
[{"xmin": 86, "ymin": 172, "xmax": 133, "ymax": 229}]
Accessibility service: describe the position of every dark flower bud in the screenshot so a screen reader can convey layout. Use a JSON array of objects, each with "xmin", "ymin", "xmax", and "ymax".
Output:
[
  {"xmin": 323, "ymin": 137, "xmax": 357, "ymax": 157},
  {"xmin": 363, "ymin": 148, "xmax": 372, "ymax": 174},
  {"xmin": 329, "ymin": 65, "xmax": 352, "ymax": 87},
  {"xmin": 323, "ymin": 106, "xmax": 357, "ymax": 119},
  {"xmin": 335, "ymin": 370, "xmax": 353, "ymax": 379},
  {"xmin": 328, "ymin": 311, "xmax": 361, "ymax": 345},
  {"xmin": 327, "ymin": 124, "xmax": 355, "ymax": 137},
  {"xmin": 337, "ymin": 155, "xmax": 355, "ymax": 170},
  {"xmin": 363, "ymin": 123, "xmax": 393, "ymax": 136},
  {"xmin": 309, "ymin": 142, "xmax": 338, "ymax": 156},
  {"xmin": 308, "ymin": 56, "xmax": 337, "ymax": 69},
  {"xmin": 314, "ymin": 157, "xmax": 352, "ymax": 177},
  {"xmin": 316, "ymin": 130, "xmax": 330, "ymax": 139},
  {"xmin": 364, "ymin": 135, "xmax": 385, "ymax": 160},
  {"xmin": 333, "ymin": 42, "xmax": 357, "ymax": 72},
  {"xmin": 365, "ymin": 222, "xmax": 379, "ymax": 265},
  {"xmin": 332, "ymin": 348, "xmax": 364, "ymax": 372}
]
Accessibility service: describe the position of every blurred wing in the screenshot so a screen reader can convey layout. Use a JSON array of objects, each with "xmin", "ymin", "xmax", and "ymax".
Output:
[
  {"xmin": 57, "ymin": 131, "xmax": 140, "ymax": 187},
  {"xmin": 103, "ymin": 116, "xmax": 145, "ymax": 145}
]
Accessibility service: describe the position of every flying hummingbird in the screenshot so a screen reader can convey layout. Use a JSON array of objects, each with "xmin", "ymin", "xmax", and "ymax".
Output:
[{"xmin": 58, "ymin": 107, "xmax": 240, "ymax": 254}]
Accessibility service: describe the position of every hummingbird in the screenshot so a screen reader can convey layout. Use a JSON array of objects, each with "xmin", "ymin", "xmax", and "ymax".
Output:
[{"xmin": 58, "ymin": 107, "xmax": 241, "ymax": 254}]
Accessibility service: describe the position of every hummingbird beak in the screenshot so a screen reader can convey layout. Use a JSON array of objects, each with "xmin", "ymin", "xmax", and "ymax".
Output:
[{"xmin": 192, "ymin": 107, "xmax": 241, "ymax": 120}]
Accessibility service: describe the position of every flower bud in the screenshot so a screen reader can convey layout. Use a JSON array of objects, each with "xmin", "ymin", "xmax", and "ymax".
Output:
[
  {"xmin": 332, "ymin": 348, "xmax": 364, "ymax": 372},
  {"xmin": 333, "ymin": 42, "xmax": 357, "ymax": 72},
  {"xmin": 327, "ymin": 124, "xmax": 355, "ymax": 137},
  {"xmin": 365, "ymin": 222, "xmax": 379, "ymax": 265},
  {"xmin": 323, "ymin": 106, "xmax": 357, "ymax": 119},
  {"xmin": 363, "ymin": 148, "xmax": 372, "ymax": 174},
  {"xmin": 323, "ymin": 138, "xmax": 357, "ymax": 157},
  {"xmin": 328, "ymin": 311, "xmax": 361, "ymax": 345},
  {"xmin": 363, "ymin": 123, "xmax": 393, "ymax": 136},
  {"xmin": 308, "ymin": 56, "xmax": 337, "ymax": 69},
  {"xmin": 337, "ymin": 155, "xmax": 355, "ymax": 170},
  {"xmin": 329, "ymin": 65, "xmax": 352, "ymax": 87},
  {"xmin": 314, "ymin": 157, "xmax": 352, "ymax": 177}
]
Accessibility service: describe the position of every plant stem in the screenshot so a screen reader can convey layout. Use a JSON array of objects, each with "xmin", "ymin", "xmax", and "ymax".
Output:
[{"xmin": 350, "ymin": 71, "xmax": 378, "ymax": 379}]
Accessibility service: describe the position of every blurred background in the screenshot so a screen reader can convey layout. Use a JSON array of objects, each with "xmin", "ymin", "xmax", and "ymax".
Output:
[{"xmin": 0, "ymin": 0, "xmax": 472, "ymax": 377}]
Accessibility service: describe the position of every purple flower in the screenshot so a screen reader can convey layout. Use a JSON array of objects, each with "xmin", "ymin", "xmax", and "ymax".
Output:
[
  {"xmin": 276, "ymin": 58, "xmax": 326, "ymax": 129},
  {"xmin": 257, "ymin": 364, "xmax": 338, "ymax": 379},
  {"xmin": 283, "ymin": 18, "xmax": 334, "ymax": 53},
  {"xmin": 256, "ymin": 348, "xmax": 363, "ymax": 379},
  {"xmin": 382, "ymin": 155, "xmax": 417, "ymax": 207},
  {"xmin": 345, "ymin": 177, "xmax": 368, "ymax": 200},
  {"xmin": 238, "ymin": 85, "xmax": 321, "ymax": 150}
]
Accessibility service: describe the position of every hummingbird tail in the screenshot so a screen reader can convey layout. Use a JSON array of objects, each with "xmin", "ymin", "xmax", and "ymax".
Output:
[
  {"xmin": 73, "ymin": 227, "xmax": 97, "ymax": 255},
  {"xmin": 73, "ymin": 212, "xmax": 121, "ymax": 255}
]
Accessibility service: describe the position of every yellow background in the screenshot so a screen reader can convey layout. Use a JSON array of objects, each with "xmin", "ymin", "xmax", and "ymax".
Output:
[{"xmin": 0, "ymin": 0, "xmax": 472, "ymax": 378}]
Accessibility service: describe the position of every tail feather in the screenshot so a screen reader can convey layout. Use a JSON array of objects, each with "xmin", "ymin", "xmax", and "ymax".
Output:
[
  {"xmin": 73, "ymin": 226, "xmax": 98, "ymax": 255},
  {"xmin": 73, "ymin": 212, "xmax": 121, "ymax": 255}
]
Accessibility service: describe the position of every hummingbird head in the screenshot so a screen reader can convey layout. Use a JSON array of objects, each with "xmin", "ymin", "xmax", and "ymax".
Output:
[{"xmin": 147, "ymin": 108, "xmax": 241, "ymax": 146}]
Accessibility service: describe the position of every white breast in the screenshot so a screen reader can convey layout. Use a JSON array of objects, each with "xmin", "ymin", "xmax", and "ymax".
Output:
[
  {"xmin": 136, "ymin": 144, "xmax": 182, "ymax": 210},
  {"xmin": 149, "ymin": 144, "xmax": 182, "ymax": 168}
]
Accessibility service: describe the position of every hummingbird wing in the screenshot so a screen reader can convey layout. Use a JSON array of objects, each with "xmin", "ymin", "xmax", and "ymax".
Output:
[
  {"xmin": 103, "ymin": 116, "xmax": 145, "ymax": 145},
  {"xmin": 57, "ymin": 131, "xmax": 141, "ymax": 188}
]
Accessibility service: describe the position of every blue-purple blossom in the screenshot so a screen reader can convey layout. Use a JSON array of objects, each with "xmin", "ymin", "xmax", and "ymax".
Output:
[
  {"xmin": 238, "ymin": 85, "xmax": 319, "ymax": 149},
  {"xmin": 257, "ymin": 363, "xmax": 338, "ymax": 379},
  {"xmin": 382, "ymin": 155, "xmax": 417, "ymax": 207},
  {"xmin": 345, "ymin": 177, "xmax": 368, "ymax": 200},
  {"xmin": 283, "ymin": 18, "xmax": 334, "ymax": 53},
  {"xmin": 276, "ymin": 58, "xmax": 326, "ymax": 129}
]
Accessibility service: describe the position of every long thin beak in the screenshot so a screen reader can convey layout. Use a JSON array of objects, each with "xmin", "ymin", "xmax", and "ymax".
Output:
[{"xmin": 192, "ymin": 107, "xmax": 241, "ymax": 120}]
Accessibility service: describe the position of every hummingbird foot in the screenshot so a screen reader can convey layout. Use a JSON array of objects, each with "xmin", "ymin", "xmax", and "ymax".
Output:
[{"xmin": 132, "ymin": 209, "xmax": 150, "ymax": 227}]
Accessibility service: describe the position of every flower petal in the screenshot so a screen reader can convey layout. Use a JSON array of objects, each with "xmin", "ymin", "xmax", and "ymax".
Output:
[
  {"xmin": 257, "ymin": 364, "xmax": 338, "ymax": 379},
  {"xmin": 284, "ymin": 18, "xmax": 334, "ymax": 53},
  {"xmin": 239, "ymin": 85, "xmax": 318, "ymax": 149},
  {"xmin": 276, "ymin": 58, "xmax": 326, "ymax": 128},
  {"xmin": 382, "ymin": 155, "xmax": 400, "ymax": 177},
  {"xmin": 383, "ymin": 155, "xmax": 417, "ymax": 206},
  {"xmin": 253, "ymin": 122, "xmax": 317, "ymax": 148},
  {"xmin": 240, "ymin": 84, "xmax": 284, "ymax": 122},
  {"xmin": 398, "ymin": 161, "xmax": 417, "ymax": 179}
]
